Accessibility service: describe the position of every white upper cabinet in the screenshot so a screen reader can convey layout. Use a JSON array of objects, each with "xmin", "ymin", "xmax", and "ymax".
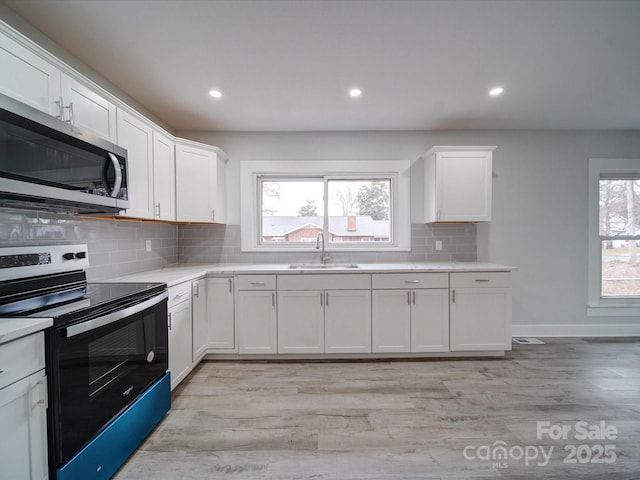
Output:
[
  {"xmin": 424, "ymin": 146, "xmax": 495, "ymax": 223},
  {"xmin": 152, "ymin": 131, "xmax": 176, "ymax": 221},
  {"xmin": 0, "ymin": 29, "xmax": 116, "ymax": 142},
  {"xmin": 175, "ymin": 142, "xmax": 226, "ymax": 223},
  {"xmin": 60, "ymin": 73, "xmax": 117, "ymax": 142},
  {"xmin": 0, "ymin": 31, "xmax": 60, "ymax": 115},
  {"xmin": 116, "ymin": 109, "xmax": 154, "ymax": 219}
]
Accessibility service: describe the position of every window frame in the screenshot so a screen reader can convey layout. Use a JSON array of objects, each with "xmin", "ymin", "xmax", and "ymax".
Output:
[
  {"xmin": 240, "ymin": 160, "xmax": 411, "ymax": 253},
  {"xmin": 587, "ymin": 157, "xmax": 640, "ymax": 316}
]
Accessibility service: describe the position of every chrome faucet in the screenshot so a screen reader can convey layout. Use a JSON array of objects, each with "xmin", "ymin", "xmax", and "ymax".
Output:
[{"xmin": 315, "ymin": 232, "xmax": 330, "ymax": 264}]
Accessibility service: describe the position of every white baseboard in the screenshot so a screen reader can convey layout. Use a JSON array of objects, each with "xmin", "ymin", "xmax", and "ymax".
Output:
[{"xmin": 512, "ymin": 323, "xmax": 640, "ymax": 337}]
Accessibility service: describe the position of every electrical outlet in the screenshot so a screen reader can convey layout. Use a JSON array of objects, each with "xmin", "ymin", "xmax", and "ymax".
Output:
[
  {"xmin": 435, "ymin": 240, "xmax": 442, "ymax": 251},
  {"xmin": 145, "ymin": 240, "xmax": 152, "ymax": 252}
]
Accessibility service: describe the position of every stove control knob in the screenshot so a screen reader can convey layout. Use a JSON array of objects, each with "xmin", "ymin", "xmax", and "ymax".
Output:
[
  {"xmin": 75, "ymin": 251, "xmax": 87, "ymax": 259},
  {"xmin": 62, "ymin": 252, "xmax": 75, "ymax": 260}
]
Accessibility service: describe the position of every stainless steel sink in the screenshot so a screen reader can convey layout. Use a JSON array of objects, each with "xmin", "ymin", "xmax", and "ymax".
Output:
[{"xmin": 288, "ymin": 263, "xmax": 359, "ymax": 269}]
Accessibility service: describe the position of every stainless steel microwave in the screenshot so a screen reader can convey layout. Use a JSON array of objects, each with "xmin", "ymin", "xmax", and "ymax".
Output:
[{"xmin": 0, "ymin": 92, "xmax": 128, "ymax": 213}]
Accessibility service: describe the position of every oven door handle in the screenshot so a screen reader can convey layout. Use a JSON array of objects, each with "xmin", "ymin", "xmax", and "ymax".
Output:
[{"xmin": 64, "ymin": 291, "xmax": 168, "ymax": 338}]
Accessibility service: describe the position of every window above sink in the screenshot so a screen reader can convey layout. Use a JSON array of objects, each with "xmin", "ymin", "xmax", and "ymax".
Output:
[{"xmin": 240, "ymin": 160, "xmax": 411, "ymax": 253}]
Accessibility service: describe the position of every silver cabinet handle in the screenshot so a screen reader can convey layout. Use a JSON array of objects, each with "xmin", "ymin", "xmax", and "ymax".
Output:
[
  {"xmin": 272, "ymin": 292, "xmax": 275, "ymax": 307},
  {"xmin": 404, "ymin": 280, "xmax": 420, "ymax": 284},
  {"xmin": 168, "ymin": 311, "xmax": 172, "ymax": 330},
  {"xmin": 55, "ymin": 96, "xmax": 64, "ymax": 119},
  {"xmin": 193, "ymin": 282, "xmax": 199, "ymax": 298},
  {"xmin": 250, "ymin": 282, "xmax": 265, "ymax": 286},
  {"xmin": 65, "ymin": 101, "xmax": 74, "ymax": 123},
  {"xmin": 229, "ymin": 279, "xmax": 233, "ymax": 294},
  {"xmin": 452, "ymin": 290, "xmax": 456, "ymax": 304},
  {"xmin": 212, "ymin": 209, "xmax": 215, "ymax": 222},
  {"xmin": 407, "ymin": 291, "xmax": 411, "ymax": 305},
  {"xmin": 175, "ymin": 291, "xmax": 187, "ymax": 298},
  {"xmin": 475, "ymin": 279, "xmax": 491, "ymax": 283},
  {"xmin": 412, "ymin": 291, "xmax": 416, "ymax": 305},
  {"xmin": 155, "ymin": 203, "xmax": 161, "ymax": 218},
  {"xmin": 29, "ymin": 378, "xmax": 46, "ymax": 410},
  {"xmin": 320, "ymin": 291, "xmax": 323, "ymax": 307},
  {"xmin": 325, "ymin": 292, "xmax": 329, "ymax": 306}
]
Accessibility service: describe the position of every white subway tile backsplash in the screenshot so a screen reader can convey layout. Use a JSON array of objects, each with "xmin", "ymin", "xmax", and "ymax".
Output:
[
  {"xmin": 177, "ymin": 223, "xmax": 476, "ymax": 264},
  {"xmin": 0, "ymin": 207, "xmax": 476, "ymax": 278},
  {"xmin": 0, "ymin": 208, "xmax": 179, "ymax": 281}
]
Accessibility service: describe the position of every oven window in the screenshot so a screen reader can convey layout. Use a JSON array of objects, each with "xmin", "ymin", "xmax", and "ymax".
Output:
[{"xmin": 88, "ymin": 321, "xmax": 140, "ymax": 398}]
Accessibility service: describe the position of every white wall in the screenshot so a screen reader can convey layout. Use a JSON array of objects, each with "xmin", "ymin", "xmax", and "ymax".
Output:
[{"xmin": 179, "ymin": 129, "xmax": 640, "ymax": 335}]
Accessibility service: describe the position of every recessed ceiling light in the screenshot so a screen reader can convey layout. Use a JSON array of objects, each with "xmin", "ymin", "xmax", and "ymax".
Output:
[
  {"xmin": 489, "ymin": 86, "xmax": 504, "ymax": 96},
  {"xmin": 209, "ymin": 89, "xmax": 222, "ymax": 98},
  {"xmin": 349, "ymin": 88, "xmax": 362, "ymax": 97}
]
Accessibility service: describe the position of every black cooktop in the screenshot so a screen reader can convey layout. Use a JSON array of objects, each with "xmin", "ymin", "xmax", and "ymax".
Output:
[{"xmin": 0, "ymin": 273, "xmax": 166, "ymax": 327}]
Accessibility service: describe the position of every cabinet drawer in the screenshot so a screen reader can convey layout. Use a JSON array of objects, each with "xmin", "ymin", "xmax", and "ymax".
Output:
[
  {"xmin": 235, "ymin": 275, "xmax": 276, "ymax": 290},
  {"xmin": 371, "ymin": 273, "xmax": 448, "ymax": 289},
  {"xmin": 0, "ymin": 332, "xmax": 45, "ymax": 390},
  {"xmin": 277, "ymin": 274, "xmax": 370, "ymax": 291},
  {"xmin": 450, "ymin": 272, "xmax": 511, "ymax": 288},
  {"xmin": 168, "ymin": 281, "xmax": 192, "ymax": 308}
]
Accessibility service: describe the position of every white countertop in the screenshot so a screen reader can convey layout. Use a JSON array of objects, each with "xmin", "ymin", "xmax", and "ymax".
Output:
[
  {"xmin": 111, "ymin": 262, "xmax": 515, "ymax": 287},
  {"xmin": 0, "ymin": 318, "xmax": 53, "ymax": 345}
]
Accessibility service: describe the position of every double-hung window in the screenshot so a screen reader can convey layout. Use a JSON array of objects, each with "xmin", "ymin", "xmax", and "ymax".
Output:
[
  {"xmin": 240, "ymin": 160, "xmax": 410, "ymax": 252},
  {"xmin": 588, "ymin": 158, "xmax": 640, "ymax": 315}
]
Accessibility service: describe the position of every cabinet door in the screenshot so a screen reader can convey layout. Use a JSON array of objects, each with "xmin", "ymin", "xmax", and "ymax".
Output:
[
  {"xmin": 205, "ymin": 277, "xmax": 235, "ymax": 350},
  {"xmin": 324, "ymin": 290, "xmax": 372, "ymax": 354},
  {"xmin": 450, "ymin": 287, "xmax": 511, "ymax": 351},
  {"xmin": 152, "ymin": 131, "xmax": 176, "ymax": 221},
  {"xmin": 436, "ymin": 150, "xmax": 492, "ymax": 222},
  {"xmin": 61, "ymin": 74, "xmax": 117, "ymax": 141},
  {"xmin": 175, "ymin": 144, "xmax": 217, "ymax": 222},
  {"xmin": 237, "ymin": 290, "xmax": 277, "ymax": 354},
  {"xmin": 191, "ymin": 279, "xmax": 208, "ymax": 362},
  {"xmin": 168, "ymin": 300, "xmax": 192, "ymax": 390},
  {"xmin": 116, "ymin": 109, "xmax": 154, "ymax": 219},
  {"xmin": 411, "ymin": 289, "xmax": 449, "ymax": 353},
  {"xmin": 372, "ymin": 289, "xmax": 411, "ymax": 353},
  {"xmin": 277, "ymin": 290, "xmax": 324, "ymax": 354},
  {"xmin": 0, "ymin": 370, "xmax": 48, "ymax": 480},
  {"xmin": 0, "ymin": 32, "xmax": 61, "ymax": 115}
]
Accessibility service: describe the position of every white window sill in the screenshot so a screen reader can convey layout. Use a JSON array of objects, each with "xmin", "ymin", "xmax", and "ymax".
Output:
[{"xmin": 587, "ymin": 304, "xmax": 640, "ymax": 317}]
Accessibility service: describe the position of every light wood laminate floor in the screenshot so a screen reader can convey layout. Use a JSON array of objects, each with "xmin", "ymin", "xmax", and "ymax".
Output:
[{"xmin": 114, "ymin": 338, "xmax": 640, "ymax": 479}]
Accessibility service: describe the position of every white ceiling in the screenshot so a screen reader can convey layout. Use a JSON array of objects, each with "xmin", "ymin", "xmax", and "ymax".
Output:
[{"xmin": 2, "ymin": 0, "xmax": 640, "ymax": 132}]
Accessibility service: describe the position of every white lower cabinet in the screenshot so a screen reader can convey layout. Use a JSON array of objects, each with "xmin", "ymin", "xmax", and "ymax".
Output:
[
  {"xmin": 371, "ymin": 289, "xmax": 411, "ymax": 352},
  {"xmin": 450, "ymin": 273, "xmax": 512, "ymax": 351},
  {"xmin": 236, "ymin": 275, "xmax": 277, "ymax": 354},
  {"xmin": 237, "ymin": 291, "xmax": 277, "ymax": 354},
  {"xmin": 205, "ymin": 277, "xmax": 235, "ymax": 351},
  {"xmin": 276, "ymin": 274, "xmax": 372, "ymax": 354},
  {"xmin": 0, "ymin": 333, "xmax": 48, "ymax": 480},
  {"xmin": 168, "ymin": 282, "xmax": 193, "ymax": 390},
  {"xmin": 372, "ymin": 273, "xmax": 450, "ymax": 353},
  {"xmin": 191, "ymin": 278, "xmax": 208, "ymax": 362},
  {"xmin": 324, "ymin": 290, "xmax": 372, "ymax": 353},
  {"xmin": 277, "ymin": 290, "xmax": 324, "ymax": 353},
  {"xmin": 277, "ymin": 289, "xmax": 371, "ymax": 354},
  {"xmin": 411, "ymin": 289, "xmax": 450, "ymax": 352}
]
